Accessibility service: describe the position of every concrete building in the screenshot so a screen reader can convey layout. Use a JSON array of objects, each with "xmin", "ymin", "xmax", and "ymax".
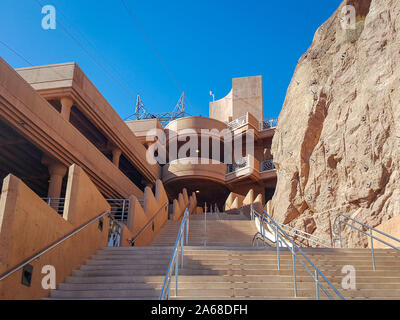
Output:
[
  {"xmin": 127, "ymin": 75, "xmax": 277, "ymax": 209},
  {"xmin": 0, "ymin": 57, "xmax": 276, "ymax": 299},
  {"xmin": 1, "ymin": 58, "xmax": 399, "ymax": 301}
]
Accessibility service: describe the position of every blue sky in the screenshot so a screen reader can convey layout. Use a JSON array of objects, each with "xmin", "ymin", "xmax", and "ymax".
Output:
[{"xmin": 0, "ymin": 0, "xmax": 342, "ymax": 120}]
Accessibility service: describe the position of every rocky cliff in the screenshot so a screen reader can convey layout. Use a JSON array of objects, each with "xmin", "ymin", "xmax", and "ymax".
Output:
[{"xmin": 271, "ymin": 0, "xmax": 400, "ymax": 247}]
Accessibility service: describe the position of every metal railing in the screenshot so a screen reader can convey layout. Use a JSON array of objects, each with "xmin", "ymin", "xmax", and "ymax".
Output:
[
  {"xmin": 108, "ymin": 217, "xmax": 123, "ymax": 247},
  {"xmin": 0, "ymin": 211, "xmax": 122, "ymax": 282},
  {"xmin": 260, "ymin": 118, "xmax": 278, "ymax": 130},
  {"xmin": 227, "ymin": 157, "xmax": 248, "ymax": 174},
  {"xmin": 260, "ymin": 159, "xmax": 276, "ymax": 172},
  {"xmin": 42, "ymin": 198, "xmax": 65, "ymax": 215},
  {"xmin": 159, "ymin": 208, "xmax": 190, "ymax": 300},
  {"xmin": 204, "ymin": 203, "xmax": 207, "ymax": 246},
  {"xmin": 277, "ymin": 223, "xmax": 332, "ymax": 248},
  {"xmin": 127, "ymin": 202, "xmax": 169, "ymax": 246},
  {"xmin": 106, "ymin": 199, "xmax": 130, "ymax": 223},
  {"xmin": 253, "ymin": 232, "xmax": 273, "ymax": 247},
  {"xmin": 333, "ymin": 214, "xmax": 400, "ymax": 271},
  {"xmin": 42, "ymin": 197, "xmax": 131, "ymax": 223},
  {"xmin": 227, "ymin": 115, "xmax": 247, "ymax": 130},
  {"xmin": 250, "ymin": 206, "xmax": 345, "ymax": 300}
]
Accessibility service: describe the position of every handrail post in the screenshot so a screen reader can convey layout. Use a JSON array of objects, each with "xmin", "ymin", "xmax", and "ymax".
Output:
[
  {"xmin": 370, "ymin": 228, "xmax": 376, "ymax": 271},
  {"xmin": 175, "ymin": 254, "xmax": 179, "ymax": 297},
  {"xmin": 262, "ymin": 218, "xmax": 266, "ymax": 246},
  {"xmin": 121, "ymin": 200, "xmax": 126, "ymax": 222},
  {"xmin": 167, "ymin": 283, "xmax": 170, "ymax": 300},
  {"xmin": 338, "ymin": 217, "xmax": 343, "ymax": 248},
  {"xmin": 186, "ymin": 217, "xmax": 189, "ymax": 246},
  {"xmin": 204, "ymin": 205, "xmax": 207, "ymax": 247},
  {"xmin": 292, "ymin": 248, "xmax": 297, "ymax": 298},
  {"xmin": 315, "ymin": 270, "xmax": 320, "ymax": 300},
  {"xmin": 181, "ymin": 234, "xmax": 184, "ymax": 268},
  {"xmin": 276, "ymin": 225, "xmax": 280, "ymax": 270}
]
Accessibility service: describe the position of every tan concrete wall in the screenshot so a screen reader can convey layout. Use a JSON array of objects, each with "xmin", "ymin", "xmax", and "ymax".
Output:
[
  {"xmin": 372, "ymin": 214, "xmax": 400, "ymax": 249},
  {"xmin": 225, "ymin": 188, "xmax": 264, "ymax": 214},
  {"xmin": 63, "ymin": 164, "xmax": 110, "ymax": 225},
  {"xmin": 126, "ymin": 119, "xmax": 163, "ymax": 138},
  {"xmin": 165, "ymin": 116, "xmax": 227, "ymax": 136},
  {"xmin": 209, "ymin": 90, "xmax": 233, "ymax": 123},
  {"xmin": 124, "ymin": 180, "xmax": 169, "ymax": 247},
  {"xmin": 0, "ymin": 58, "xmax": 143, "ymax": 199},
  {"xmin": 232, "ymin": 76, "xmax": 263, "ymax": 121},
  {"xmin": 224, "ymin": 192, "xmax": 245, "ymax": 211},
  {"xmin": 210, "ymin": 76, "xmax": 263, "ymax": 124},
  {"xmin": 0, "ymin": 165, "xmax": 110, "ymax": 300},
  {"xmin": 162, "ymin": 158, "xmax": 227, "ymax": 185},
  {"xmin": 122, "ymin": 182, "xmax": 197, "ymax": 246},
  {"xmin": 16, "ymin": 63, "xmax": 159, "ymax": 184},
  {"xmin": 171, "ymin": 189, "xmax": 197, "ymax": 221}
]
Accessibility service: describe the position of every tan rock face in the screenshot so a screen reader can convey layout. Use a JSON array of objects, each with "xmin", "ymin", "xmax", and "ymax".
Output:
[{"xmin": 271, "ymin": 0, "xmax": 400, "ymax": 247}]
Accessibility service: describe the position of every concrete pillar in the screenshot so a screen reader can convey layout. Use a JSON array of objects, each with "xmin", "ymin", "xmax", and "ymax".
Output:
[
  {"xmin": 42, "ymin": 156, "xmax": 68, "ymax": 199},
  {"xmin": 60, "ymin": 97, "xmax": 74, "ymax": 121},
  {"xmin": 112, "ymin": 148, "xmax": 122, "ymax": 167},
  {"xmin": 48, "ymin": 164, "xmax": 67, "ymax": 199}
]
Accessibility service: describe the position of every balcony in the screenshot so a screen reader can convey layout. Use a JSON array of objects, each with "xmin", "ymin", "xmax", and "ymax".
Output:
[
  {"xmin": 225, "ymin": 155, "xmax": 259, "ymax": 183},
  {"xmin": 162, "ymin": 158, "xmax": 227, "ymax": 185},
  {"xmin": 226, "ymin": 114, "xmax": 278, "ymax": 142},
  {"xmin": 260, "ymin": 159, "xmax": 276, "ymax": 172},
  {"xmin": 260, "ymin": 118, "xmax": 278, "ymax": 130},
  {"xmin": 225, "ymin": 156, "xmax": 277, "ymax": 184},
  {"xmin": 166, "ymin": 116, "xmax": 227, "ymax": 136},
  {"xmin": 260, "ymin": 158, "xmax": 277, "ymax": 181},
  {"xmin": 227, "ymin": 115, "xmax": 248, "ymax": 131}
]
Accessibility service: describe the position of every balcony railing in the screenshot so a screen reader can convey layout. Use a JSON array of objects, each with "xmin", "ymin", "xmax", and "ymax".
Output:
[
  {"xmin": 260, "ymin": 159, "xmax": 276, "ymax": 172},
  {"xmin": 227, "ymin": 116, "xmax": 278, "ymax": 131},
  {"xmin": 226, "ymin": 157, "xmax": 248, "ymax": 174},
  {"xmin": 227, "ymin": 157, "xmax": 276, "ymax": 174},
  {"xmin": 260, "ymin": 118, "xmax": 278, "ymax": 130},
  {"xmin": 227, "ymin": 115, "xmax": 247, "ymax": 130}
]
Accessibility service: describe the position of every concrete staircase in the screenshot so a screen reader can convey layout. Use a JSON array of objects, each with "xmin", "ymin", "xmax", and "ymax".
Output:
[
  {"xmin": 151, "ymin": 214, "xmax": 256, "ymax": 247},
  {"xmin": 47, "ymin": 213, "xmax": 400, "ymax": 300}
]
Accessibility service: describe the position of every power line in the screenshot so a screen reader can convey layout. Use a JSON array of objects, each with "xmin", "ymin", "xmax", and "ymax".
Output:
[
  {"xmin": 32, "ymin": 0, "xmax": 137, "ymax": 102},
  {"xmin": 119, "ymin": 0, "xmax": 201, "ymax": 116},
  {"xmin": 43, "ymin": 1, "xmax": 138, "ymax": 107},
  {"xmin": 0, "ymin": 40, "xmax": 33, "ymax": 66}
]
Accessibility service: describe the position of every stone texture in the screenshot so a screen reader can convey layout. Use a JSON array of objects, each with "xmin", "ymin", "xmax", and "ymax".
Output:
[{"xmin": 271, "ymin": 0, "xmax": 400, "ymax": 247}]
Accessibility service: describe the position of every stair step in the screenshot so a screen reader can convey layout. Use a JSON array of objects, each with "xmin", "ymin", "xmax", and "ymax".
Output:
[{"xmin": 48, "ymin": 213, "xmax": 400, "ymax": 300}]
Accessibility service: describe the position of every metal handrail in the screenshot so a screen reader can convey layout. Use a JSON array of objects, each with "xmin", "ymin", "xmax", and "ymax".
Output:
[
  {"xmin": 128, "ymin": 202, "xmax": 169, "ymax": 246},
  {"xmin": 251, "ymin": 206, "xmax": 345, "ymax": 300},
  {"xmin": 333, "ymin": 214, "xmax": 400, "ymax": 271},
  {"xmin": 277, "ymin": 223, "xmax": 332, "ymax": 248},
  {"xmin": 252, "ymin": 232, "xmax": 273, "ymax": 247},
  {"xmin": 0, "ymin": 210, "xmax": 118, "ymax": 281},
  {"xmin": 159, "ymin": 208, "xmax": 190, "ymax": 300}
]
